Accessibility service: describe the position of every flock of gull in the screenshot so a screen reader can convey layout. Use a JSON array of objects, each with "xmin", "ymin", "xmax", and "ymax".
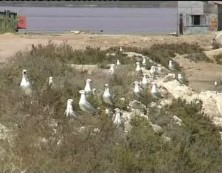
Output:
[{"xmin": 19, "ymin": 48, "xmax": 187, "ymax": 127}]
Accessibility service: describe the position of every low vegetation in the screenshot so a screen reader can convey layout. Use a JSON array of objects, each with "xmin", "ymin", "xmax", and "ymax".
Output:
[
  {"xmin": 0, "ymin": 15, "xmax": 18, "ymax": 33},
  {"xmin": 0, "ymin": 42, "xmax": 221, "ymax": 172},
  {"xmin": 213, "ymin": 53, "xmax": 222, "ymax": 65}
]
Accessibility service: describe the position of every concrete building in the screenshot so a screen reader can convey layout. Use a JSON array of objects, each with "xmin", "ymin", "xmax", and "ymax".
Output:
[{"xmin": 177, "ymin": 1, "xmax": 222, "ymax": 35}]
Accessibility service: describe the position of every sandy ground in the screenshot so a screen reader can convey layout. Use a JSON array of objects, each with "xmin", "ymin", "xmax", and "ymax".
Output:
[{"xmin": 0, "ymin": 32, "xmax": 222, "ymax": 92}]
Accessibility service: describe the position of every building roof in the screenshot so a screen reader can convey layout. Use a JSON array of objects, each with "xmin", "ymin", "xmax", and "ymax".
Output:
[{"xmin": 211, "ymin": 1, "xmax": 222, "ymax": 5}]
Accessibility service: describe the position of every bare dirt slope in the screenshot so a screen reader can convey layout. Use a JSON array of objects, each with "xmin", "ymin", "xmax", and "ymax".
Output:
[{"xmin": 0, "ymin": 32, "xmax": 221, "ymax": 92}]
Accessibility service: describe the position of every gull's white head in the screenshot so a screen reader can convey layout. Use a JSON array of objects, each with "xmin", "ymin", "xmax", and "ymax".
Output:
[
  {"xmin": 49, "ymin": 76, "xmax": 53, "ymax": 81},
  {"xmin": 114, "ymin": 108, "xmax": 120, "ymax": 113},
  {"xmin": 104, "ymin": 83, "xmax": 109, "ymax": 87},
  {"xmin": 21, "ymin": 69, "xmax": 31, "ymax": 84},
  {"xmin": 67, "ymin": 99, "xmax": 73, "ymax": 105},
  {"xmin": 133, "ymin": 81, "xmax": 140, "ymax": 85},
  {"xmin": 86, "ymin": 79, "xmax": 92, "ymax": 83},
  {"xmin": 79, "ymin": 90, "xmax": 85, "ymax": 94},
  {"xmin": 22, "ymin": 69, "xmax": 27, "ymax": 75},
  {"xmin": 92, "ymin": 88, "xmax": 97, "ymax": 94},
  {"xmin": 136, "ymin": 62, "xmax": 140, "ymax": 65}
]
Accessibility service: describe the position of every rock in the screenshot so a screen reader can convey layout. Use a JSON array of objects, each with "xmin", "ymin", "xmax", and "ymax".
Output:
[
  {"xmin": 70, "ymin": 30, "xmax": 80, "ymax": 34},
  {"xmin": 162, "ymin": 135, "xmax": 171, "ymax": 142},
  {"xmin": 128, "ymin": 100, "xmax": 147, "ymax": 112},
  {"xmin": 160, "ymin": 79, "xmax": 199, "ymax": 103},
  {"xmin": 149, "ymin": 102, "xmax": 157, "ymax": 108},
  {"xmin": 0, "ymin": 123, "xmax": 10, "ymax": 140},
  {"xmin": 162, "ymin": 73, "xmax": 176, "ymax": 83},
  {"xmin": 172, "ymin": 115, "xmax": 183, "ymax": 126},
  {"xmin": 122, "ymin": 107, "xmax": 149, "ymax": 134},
  {"xmin": 212, "ymin": 31, "xmax": 222, "ymax": 47},
  {"xmin": 150, "ymin": 123, "xmax": 163, "ymax": 135},
  {"xmin": 67, "ymin": 64, "xmax": 99, "ymax": 74},
  {"xmin": 106, "ymin": 52, "xmax": 116, "ymax": 56},
  {"xmin": 161, "ymin": 76, "xmax": 222, "ymax": 127},
  {"xmin": 78, "ymin": 126, "xmax": 87, "ymax": 133},
  {"xmin": 93, "ymin": 128, "xmax": 100, "ymax": 133},
  {"xmin": 198, "ymin": 91, "xmax": 222, "ymax": 126}
]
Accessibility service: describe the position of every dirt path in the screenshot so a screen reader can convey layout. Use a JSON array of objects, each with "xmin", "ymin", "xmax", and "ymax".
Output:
[{"xmin": 0, "ymin": 32, "xmax": 222, "ymax": 92}]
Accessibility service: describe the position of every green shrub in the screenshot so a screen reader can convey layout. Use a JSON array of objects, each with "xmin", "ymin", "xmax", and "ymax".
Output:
[{"xmin": 0, "ymin": 15, "xmax": 18, "ymax": 33}]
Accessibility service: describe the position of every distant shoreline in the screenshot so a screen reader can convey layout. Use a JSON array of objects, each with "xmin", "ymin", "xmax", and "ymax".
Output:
[{"xmin": 0, "ymin": 1, "xmax": 177, "ymax": 8}]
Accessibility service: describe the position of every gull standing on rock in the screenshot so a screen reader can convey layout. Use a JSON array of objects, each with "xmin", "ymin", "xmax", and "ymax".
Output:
[
  {"xmin": 141, "ymin": 73, "xmax": 149, "ymax": 89},
  {"xmin": 133, "ymin": 81, "xmax": 142, "ymax": 98},
  {"xmin": 177, "ymin": 73, "xmax": 186, "ymax": 84},
  {"xmin": 92, "ymin": 88, "xmax": 97, "ymax": 96},
  {"xmin": 151, "ymin": 83, "xmax": 162, "ymax": 99},
  {"xmin": 142, "ymin": 57, "xmax": 146, "ymax": 66},
  {"xmin": 169, "ymin": 60, "xmax": 176, "ymax": 71},
  {"xmin": 20, "ymin": 69, "xmax": 32, "ymax": 95},
  {"xmin": 84, "ymin": 79, "xmax": 92, "ymax": 95},
  {"xmin": 79, "ymin": 90, "xmax": 97, "ymax": 114},
  {"xmin": 150, "ymin": 66, "xmax": 157, "ymax": 79},
  {"xmin": 113, "ymin": 108, "xmax": 122, "ymax": 126},
  {"xmin": 116, "ymin": 59, "xmax": 121, "ymax": 66},
  {"xmin": 135, "ymin": 62, "xmax": 142, "ymax": 73},
  {"xmin": 103, "ymin": 84, "xmax": 113, "ymax": 105},
  {"xmin": 65, "ymin": 99, "xmax": 77, "ymax": 118},
  {"xmin": 109, "ymin": 64, "xmax": 115, "ymax": 75}
]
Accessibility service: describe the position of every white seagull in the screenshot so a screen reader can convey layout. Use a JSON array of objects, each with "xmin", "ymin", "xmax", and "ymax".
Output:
[
  {"xmin": 109, "ymin": 64, "xmax": 115, "ymax": 75},
  {"xmin": 20, "ymin": 69, "xmax": 32, "ymax": 95},
  {"xmin": 84, "ymin": 79, "xmax": 92, "ymax": 95},
  {"xmin": 79, "ymin": 90, "xmax": 97, "ymax": 114},
  {"xmin": 119, "ymin": 46, "xmax": 123, "ymax": 52},
  {"xmin": 141, "ymin": 73, "xmax": 149, "ymax": 89},
  {"xmin": 150, "ymin": 66, "xmax": 157, "ymax": 79},
  {"xmin": 142, "ymin": 57, "xmax": 146, "ymax": 66},
  {"xmin": 133, "ymin": 81, "xmax": 142, "ymax": 98},
  {"xmin": 48, "ymin": 76, "xmax": 56, "ymax": 89},
  {"xmin": 65, "ymin": 99, "xmax": 77, "ymax": 118},
  {"xmin": 177, "ymin": 73, "xmax": 186, "ymax": 84},
  {"xmin": 214, "ymin": 80, "xmax": 218, "ymax": 87},
  {"xmin": 116, "ymin": 59, "xmax": 121, "ymax": 66},
  {"xmin": 151, "ymin": 83, "xmax": 162, "ymax": 99},
  {"xmin": 169, "ymin": 60, "xmax": 176, "ymax": 71},
  {"xmin": 102, "ymin": 84, "xmax": 113, "ymax": 105},
  {"xmin": 113, "ymin": 108, "xmax": 122, "ymax": 126},
  {"xmin": 135, "ymin": 62, "xmax": 142, "ymax": 73},
  {"xmin": 214, "ymin": 80, "xmax": 219, "ymax": 93},
  {"xmin": 92, "ymin": 88, "xmax": 97, "ymax": 96}
]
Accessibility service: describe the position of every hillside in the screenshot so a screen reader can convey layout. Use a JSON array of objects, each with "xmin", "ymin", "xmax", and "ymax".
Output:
[{"xmin": 0, "ymin": 32, "xmax": 222, "ymax": 172}]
